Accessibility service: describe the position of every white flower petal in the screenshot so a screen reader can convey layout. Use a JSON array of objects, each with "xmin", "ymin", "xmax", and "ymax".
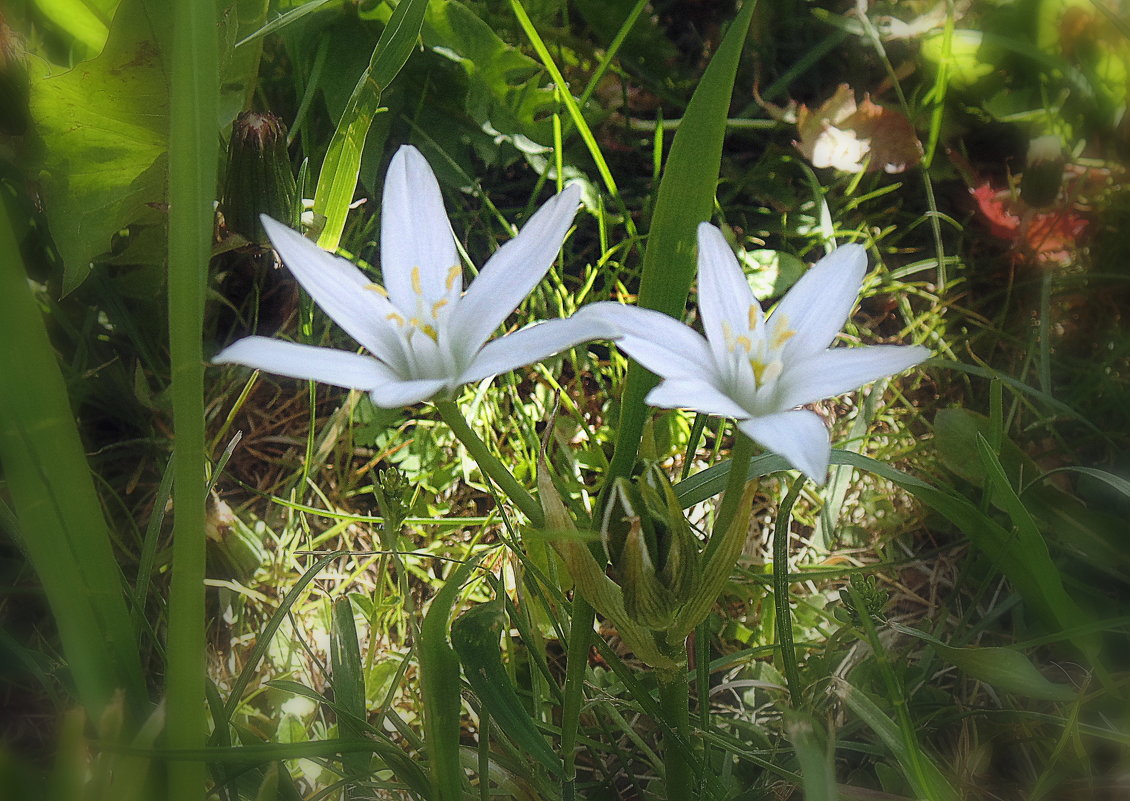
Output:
[
  {"xmin": 776, "ymin": 344, "xmax": 929, "ymax": 409},
  {"xmin": 697, "ymin": 223, "xmax": 759, "ymax": 363},
  {"xmin": 738, "ymin": 410, "xmax": 831, "ymax": 483},
  {"xmin": 645, "ymin": 377, "xmax": 750, "ymax": 420},
  {"xmin": 582, "ymin": 302, "xmax": 715, "ymax": 380},
  {"xmin": 380, "ymin": 145, "xmax": 461, "ymax": 313},
  {"xmin": 213, "ymin": 337, "xmax": 394, "ymax": 390},
  {"xmin": 459, "ymin": 311, "xmax": 615, "ymax": 384},
  {"xmin": 449, "ymin": 184, "xmax": 582, "ymax": 352},
  {"xmin": 261, "ymin": 216, "xmax": 409, "ymax": 373},
  {"xmin": 369, "ymin": 378, "xmax": 450, "ymax": 409},
  {"xmin": 770, "ymin": 244, "xmax": 867, "ymax": 361}
]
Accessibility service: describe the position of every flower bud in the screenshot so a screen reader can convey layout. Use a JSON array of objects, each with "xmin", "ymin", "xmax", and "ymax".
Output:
[
  {"xmin": 220, "ymin": 111, "xmax": 300, "ymax": 245},
  {"xmin": 599, "ymin": 465, "xmax": 700, "ymax": 630}
]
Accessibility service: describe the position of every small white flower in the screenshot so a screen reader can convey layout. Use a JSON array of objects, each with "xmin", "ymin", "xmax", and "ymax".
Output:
[
  {"xmin": 590, "ymin": 223, "xmax": 929, "ymax": 482},
  {"xmin": 214, "ymin": 145, "xmax": 610, "ymax": 407}
]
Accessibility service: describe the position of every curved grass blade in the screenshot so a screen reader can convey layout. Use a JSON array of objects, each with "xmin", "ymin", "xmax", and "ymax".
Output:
[
  {"xmin": 420, "ymin": 556, "xmax": 481, "ymax": 801},
  {"xmin": 451, "ymin": 604, "xmax": 562, "ymax": 776},
  {"xmin": 313, "ymin": 0, "xmax": 429, "ymax": 250}
]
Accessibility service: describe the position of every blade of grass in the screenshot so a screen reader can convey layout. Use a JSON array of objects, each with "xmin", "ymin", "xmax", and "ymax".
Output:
[
  {"xmin": 420, "ymin": 556, "xmax": 481, "ymax": 801},
  {"xmin": 834, "ymin": 678, "xmax": 959, "ymax": 801},
  {"xmin": 331, "ymin": 597, "xmax": 371, "ymax": 799},
  {"xmin": 773, "ymin": 476, "xmax": 806, "ymax": 705},
  {"xmin": 0, "ymin": 209, "xmax": 143, "ymax": 715},
  {"xmin": 166, "ymin": 0, "xmax": 218, "ymax": 796},
  {"xmin": 313, "ymin": 0, "xmax": 429, "ymax": 250},
  {"xmin": 606, "ymin": 0, "xmax": 758, "ymax": 481}
]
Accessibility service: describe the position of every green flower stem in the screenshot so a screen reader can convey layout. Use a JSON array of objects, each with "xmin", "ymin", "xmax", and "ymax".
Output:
[
  {"xmin": 703, "ymin": 430, "xmax": 755, "ymax": 564},
  {"xmin": 166, "ymin": 0, "xmax": 217, "ymax": 797},
  {"xmin": 657, "ymin": 669, "xmax": 693, "ymax": 800},
  {"xmin": 435, "ymin": 400, "xmax": 543, "ymax": 527}
]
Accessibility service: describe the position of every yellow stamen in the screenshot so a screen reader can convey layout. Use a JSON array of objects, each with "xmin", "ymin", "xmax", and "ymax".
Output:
[
  {"xmin": 431, "ymin": 299, "xmax": 449, "ymax": 318},
  {"xmin": 365, "ymin": 283, "xmax": 389, "ymax": 297},
  {"xmin": 769, "ymin": 313, "xmax": 796, "ymax": 349},
  {"xmin": 445, "ymin": 265, "xmax": 461, "ymax": 291},
  {"xmin": 748, "ymin": 305, "xmax": 761, "ymax": 330},
  {"xmin": 411, "ymin": 266, "xmax": 423, "ymax": 295},
  {"xmin": 734, "ymin": 335, "xmax": 752, "ymax": 352},
  {"xmin": 386, "ymin": 312, "xmax": 405, "ymax": 326}
]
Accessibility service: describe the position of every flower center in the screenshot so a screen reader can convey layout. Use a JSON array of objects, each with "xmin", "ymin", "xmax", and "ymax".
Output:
[
  {"xmin": 368, "ymin": 264, "xmax": 462, "ymax": 344},
  {"xmin": 722, "ymin": 306, "xmax": 795, "ymax": 392}
]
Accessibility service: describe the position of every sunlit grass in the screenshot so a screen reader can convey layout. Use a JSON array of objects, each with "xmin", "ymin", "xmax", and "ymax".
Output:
[{"xmin": 2, "ymin": 0, "xmax": 1128, "ymax": 799}]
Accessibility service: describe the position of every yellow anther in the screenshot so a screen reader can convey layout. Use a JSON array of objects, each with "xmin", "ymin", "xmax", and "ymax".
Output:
[
  {"xmin": 445, "ymin": 265, "xmax": 461, "ymax": 291},
  {"xmin": 431, "ymin": 299, "xmax": 449, "ymax": 318},
  {"xmin": 386, "ymin": 312, "xmax": 405, "ymax": 326},
  {"xmin": 771, "ymin": 325, "xmax": 796, "ymax": 349},
  {"xmin": 768, "ymin": 313, "xmax": 795, "ymax": 349},
  {"xmin": 748, "ymin": 305, "xmax": 761, "ymax": 330},
  {"xmin": 734, "ymin": 335, "xmax": 752, "ymax": 352},
  {"xmin": 365, "ymin": 283, "xmax": 389, "ymax": 297},
  {"xmin": 411, "ymin": 266, "xmax": 423, "ymax": 295}
]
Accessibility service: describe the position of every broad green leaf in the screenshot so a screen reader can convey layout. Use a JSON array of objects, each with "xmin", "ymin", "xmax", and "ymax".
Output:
[
  {"xmin": 423, "ymin": 1, "xmax": 557, "ymax": 147},
  {"xmin": 891, "ymin": 624, "xmax": 1076, "ymax": 702},
  {"xmin": 33, "ymin": 0, "xmax": 117, "ymax": 55},
  {"xmin": 313, "ymin": 0, "xmax": 429, "ymax": 250},
  {"xmin": 31, "ymin": 0, "xmax": 168, "ymax": 291},
  {"xmin": 607, "ymin": 0, "xmax": 757, "ymax": 480}
]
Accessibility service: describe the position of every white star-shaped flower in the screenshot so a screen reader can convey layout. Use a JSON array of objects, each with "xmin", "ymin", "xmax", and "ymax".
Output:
[
  {"xmin": 214, "ymin": 145, "xmax": 610, "ymax": 407},
  {"xmin": 590, "ymin": 223, "xmax": 929, "ymax": 482}
]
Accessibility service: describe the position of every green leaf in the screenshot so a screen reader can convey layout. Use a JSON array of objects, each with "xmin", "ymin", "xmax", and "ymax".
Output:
[
  {"xmin": 891, "ymin": 625, "xmax": 1076, "ymax": 701},
  {"xmin": 607, "ymin": 0, "xmax": 757, "ymax": 480},
  {"xmin": 737, "ymin": 248, "xmax": 806, "ymax": 300},
  {"xmin": 30, "ymin": 0, "xmax": 169, "ymax": 291},
  {"xmin": 331, "ymin": 597, "xmax": 372, "ymax": 796},
  {"xmin": 424, "ymin": 0, "xmax": 556, "ymax": 146},
  {"xmin": 420, "ymin": 556, "xmax": 480, "ymax": 801},
  {"xmin": 451, "ymin": 604, "xmax": 562, "ymax": 776},
  {"xmin": 783, "ymin": 711, "xmax": 837, "ymax": 801},
  {"xmin": 835, "ymin": 680, "xmax": 960, "ymax": 801},
  {"xmin": 0, "ymin": 207, "xmax": 143, "ymax": 716},
  {"xmin": 32, "ymin": 0, "xmax": 117, "ymax": 55},
  {"xmin": 313, "ymin": 0, "xmax": 429, "ymax": 250}
]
